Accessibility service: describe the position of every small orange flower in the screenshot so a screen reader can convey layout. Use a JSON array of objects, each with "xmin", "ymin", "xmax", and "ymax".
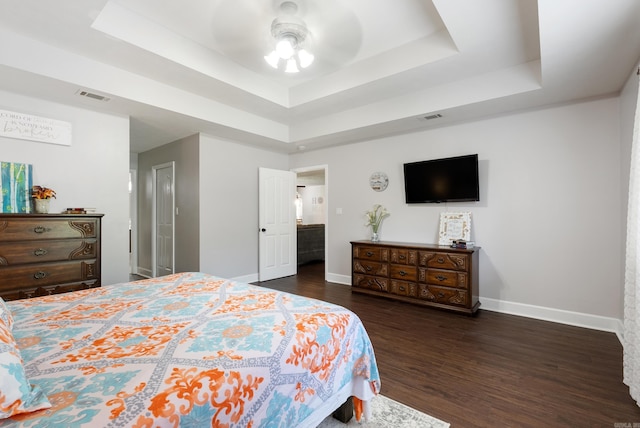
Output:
[{"xmin": 32, "ymin": 185, "xmax": 56, "ymax": 199}]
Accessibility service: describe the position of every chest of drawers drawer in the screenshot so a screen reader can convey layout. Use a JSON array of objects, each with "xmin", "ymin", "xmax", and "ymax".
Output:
[
  {"xmin": 0, "ymin": 260, "xmax": 99, "ymax": 289},
  {"xmin": 353, "ymin": 245, "xmax": 389, "ymax": 262},
  {"xmin": 353, "ymin": 259, "xmax": 388, "ymax": 277},
  {"xmin": 0, "ymin": 218, "xmax": 98, "ymax": 241},
  {"xmin": 390, "ymin": 264, "xmax": 417, "ymax": 281},
  {"xmin": 419, "ymin": 251, "xmax": 469, "ymax": 271},
  {"xmin": 0, "ymin": 239, "xmax": 97, "ymax": 265},
  {"xmin": 419, "ymin": 268, "xmax": 468, "ymax": 289}
]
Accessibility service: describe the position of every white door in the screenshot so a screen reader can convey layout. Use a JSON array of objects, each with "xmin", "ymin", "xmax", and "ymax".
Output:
[
  {"xmin": 153, "ymin": 162, "xmax": 175, "ymax": 277},
  {"xmin": 259, "ymin": 167, "xmax": 296, "ymax": 281}
]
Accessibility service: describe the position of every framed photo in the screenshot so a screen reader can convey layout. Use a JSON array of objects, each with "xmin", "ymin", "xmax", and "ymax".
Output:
[{"xmin": 438, "ymin": 212, "xmax": 471, "ymax": 245}]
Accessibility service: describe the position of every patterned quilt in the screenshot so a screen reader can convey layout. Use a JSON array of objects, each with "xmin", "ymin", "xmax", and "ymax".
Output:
[{"xmin": 1, "ymin": 272, "xmax": 380, "ymax": 427}]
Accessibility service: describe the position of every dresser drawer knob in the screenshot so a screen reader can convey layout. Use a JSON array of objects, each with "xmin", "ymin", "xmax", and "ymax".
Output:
[
  {"xmin": 437, "ymin": 257, "xmax": 445, "ymax": 264},
  {"xmin": 436, "ymin": 275, "xmax": 446, "ymax": 281},
  {"xmin": 366, "ymin": 251, "xmax": 374, "ymax": 257},
  {"xmin": 33, "ymin": 248, "xmax": 48, "ymax": 256},
  {"xmin": 399, "ymin": 270, "xmax": 407, "ymax": 276},
  {"xmin": 365, "ymin": 265, "xmax": 372, "ymax": 271},
  {"xmin": 33, "ymin": 271, "xmax": 48, "ymax": 279},
  {"xmin": 437, "ymin": 292, "xmax": 445, "ymax": 298},
  {"xmin": 33, "ymin": 226, "xmax": 48, "ymax": 234},
  {"xmin": 399, "ymin": 286, "xmax": 405, "ymax": 292},
  {"xmin": 399, "ymin": 255, "xmax": 406, "ymax": 260}
]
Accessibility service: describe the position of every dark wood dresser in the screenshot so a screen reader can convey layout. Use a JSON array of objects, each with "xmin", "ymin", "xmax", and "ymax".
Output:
[
  {"xmin": 0, "ymin": 214, "xmax": 103, "ymax": 300},
  {"xmin": 351, "ymin": 240, "xmax": 480, "ymax": 314}
]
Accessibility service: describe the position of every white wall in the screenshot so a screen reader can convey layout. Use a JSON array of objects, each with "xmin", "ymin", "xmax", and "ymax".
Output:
[
  {"xmin": 290, "ymin": 97, "xmax": 623, "ymax": 325},
  {"xmin": 0, "ymin": 90, "xmax": 130, "ymax": 285},
  {"xmin": 199, "ymin": 135, "xmax": 288, "ymax": 279},
  {"xmin": 299, "ymin": 185, "xmax": 326, "ymax": 224}
]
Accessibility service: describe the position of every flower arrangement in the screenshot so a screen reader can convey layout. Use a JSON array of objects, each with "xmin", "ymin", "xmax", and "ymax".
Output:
[
  {"xmin": 31, "ymin": 185, "xmax": 56, "ymax": 199},
  {"xmin": 365, "ymin": 204, "xmax": 390, "ymax": 237}
]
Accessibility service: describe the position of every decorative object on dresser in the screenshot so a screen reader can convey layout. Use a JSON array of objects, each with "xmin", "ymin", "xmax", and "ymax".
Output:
[
  {"xmin": 438, "ymin": 211, "xmax": 471, "ymax": 246},
  {"xmin": 351, "ymin": 240, "xmax": 480, "ymax": 314},
  {"xmin": 31, "ymin": 185, "xmax": 56, "ymax": 214},
  {"xmin": 0, "ymin": 213, "xmax": 103, "ymax": 300},
  {"xmin": 0, "ymin": 162, "xmax": 33, "ymax": 213},
  {"xmin": 364, "ymin": 204, "xmax": 389, "ymax": 242}
]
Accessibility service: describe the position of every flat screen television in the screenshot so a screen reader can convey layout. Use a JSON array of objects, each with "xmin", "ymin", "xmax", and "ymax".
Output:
[{"xmin": 403, "ymin": 154, "xmax": 479, "ymax": 203}]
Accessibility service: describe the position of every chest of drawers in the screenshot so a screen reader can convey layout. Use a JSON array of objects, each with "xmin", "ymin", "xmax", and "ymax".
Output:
[
  {"xmin": 0, "ymin": 214, "xmax": 103, "ymax": 300},
  {"xmin": 352, "ymin": 240, "xmax": 480, "ymax": 314}
]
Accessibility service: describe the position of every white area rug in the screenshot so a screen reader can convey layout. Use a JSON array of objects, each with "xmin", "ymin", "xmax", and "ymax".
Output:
[{"xmin": 317, "ymin": 395, "xmax": 450, "ymax": 428}]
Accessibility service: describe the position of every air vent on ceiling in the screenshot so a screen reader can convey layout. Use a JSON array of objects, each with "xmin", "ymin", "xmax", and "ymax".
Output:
[
  {"xmin": 423, "ymin": 113, "xmax": 443, "ymax": 120},
  {"xmin": 76, "ymin": 90, "xmax": 110, "ymax": 102}
]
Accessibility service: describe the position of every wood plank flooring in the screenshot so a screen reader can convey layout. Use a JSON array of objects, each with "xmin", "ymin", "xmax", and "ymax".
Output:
[{"xmin": 254, "ymin": 261, "xmax": 640, "ymax": 427}]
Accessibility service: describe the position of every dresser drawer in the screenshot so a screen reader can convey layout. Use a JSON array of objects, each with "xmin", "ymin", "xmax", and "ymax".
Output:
[
  {"xmin": 419, "ymin": 268, "xmax": 468, "ymax": 289},
  {"xmin": 390, "ymin": 264, "xmax": 417, "ymax": 281},
  {"xmin": 353, "ymin": 274, "xmax": 389, "ymax": 292},
  {"xmin": 0, "ymin": 260, "xmax": 99, "ymax": 290},
  {"xmin": 0, "ymin": 218, "xmax": 99, "ymax": 241},
  {"xmin": 390, "ymin": 280, "xmax": 417, "ymax": 297},
  {"xmin": 419, "ymin": 251, "xmax": 469, "ymax": 271},
  {"xmin": 0, "ymin": 239, "xmax": 98, "ymax": 265},
  {"xmin": 353, "ymin": 245, "xmax": 389, "ymax": 262},
  {"xmin": 418, "ymin": 284, "xmax": 468, "ymax": 307},
  {"xmin": 390, "ymin": 249, "xmax": 417, "ymax": 265},
  {"xmin": 0, "ymin": 282, "xmax": 100, "ymax": 301},
  {"xmin": 353, "ymin": 259, "xmax": 388, "ymax": 277}
]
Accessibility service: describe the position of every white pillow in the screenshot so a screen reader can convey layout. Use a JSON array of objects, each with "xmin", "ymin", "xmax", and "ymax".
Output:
[{"xmin": 0, "ymin": 317, "xmax": 51, "ymax": 419}]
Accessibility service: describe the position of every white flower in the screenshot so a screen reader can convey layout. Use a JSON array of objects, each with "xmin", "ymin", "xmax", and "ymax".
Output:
[{"xmin": 365, "ymin": 204, "xmax": 390, "ymax": 233}]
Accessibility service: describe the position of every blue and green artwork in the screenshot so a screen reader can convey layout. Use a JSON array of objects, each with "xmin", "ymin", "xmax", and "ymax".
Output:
[{"xmin": 1, "ymin": 162, "xmax": 33, "ymax": 213}]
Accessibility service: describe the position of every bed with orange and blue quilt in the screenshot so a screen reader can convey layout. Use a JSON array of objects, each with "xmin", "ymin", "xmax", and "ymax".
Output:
[{"xmin": 0, "ymin": 272, "xmax": 380, "ymax": 427}]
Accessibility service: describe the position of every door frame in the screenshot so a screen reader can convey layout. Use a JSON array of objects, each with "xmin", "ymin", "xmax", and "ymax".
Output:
[
  {"xmin": 152, "ymin": 161, "xmax": 175, "ymax": 278},
  {"xmin": 129, "ymin": 169, "xmax": 138, "ymax": 275},
  {"xmin": 292, "ymin": 164, "xmax": 328, "ymax": 281}
]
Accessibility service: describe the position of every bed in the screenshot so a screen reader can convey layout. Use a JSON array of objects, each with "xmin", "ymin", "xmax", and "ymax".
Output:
[{"xmin": 0, "ymin": 272, "xmax": 380, "ymax": 427}]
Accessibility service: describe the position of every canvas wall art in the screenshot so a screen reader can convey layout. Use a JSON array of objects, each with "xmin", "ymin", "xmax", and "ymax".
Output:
[{"xmin": 1, "ymin": 161, "xmax": 33, "ymax": 213}]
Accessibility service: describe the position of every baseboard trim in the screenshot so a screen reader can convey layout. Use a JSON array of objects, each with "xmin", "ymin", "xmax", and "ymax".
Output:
[
  {"xmin": 136, "ymin": 267, "xmax": 152, "ymax": 278},
  {"xmin": 326, "ymin": 273, "xmax": 351, "ymax": 285},
  {"xmin": 232, "ymin": 273, "xmax": 259, "ymax": 283},
  {"xmin": 480, "ymin": 297, "xmax": 624, "ymax": 344}
]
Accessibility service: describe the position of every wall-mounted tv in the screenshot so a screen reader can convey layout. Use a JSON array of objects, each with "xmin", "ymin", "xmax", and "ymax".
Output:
[{"xmin": 403, "ymin": 154, "xmax": 479, "ymax": 203}]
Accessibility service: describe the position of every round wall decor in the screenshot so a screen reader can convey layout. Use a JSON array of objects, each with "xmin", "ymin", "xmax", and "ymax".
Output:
[{"xmin": 369, "ymin": 171, "xmax": 389, "ymax": 192}]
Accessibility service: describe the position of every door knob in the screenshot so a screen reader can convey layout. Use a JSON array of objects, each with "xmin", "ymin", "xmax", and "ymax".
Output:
[{"xmin": 261, "ymin": 228, "xmax": 266, "ymax": 232}]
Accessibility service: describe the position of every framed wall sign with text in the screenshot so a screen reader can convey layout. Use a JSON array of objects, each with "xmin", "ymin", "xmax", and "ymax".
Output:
[{"xmin": 438, "ymin": 212, "xmax": 471, "ymax": 245}]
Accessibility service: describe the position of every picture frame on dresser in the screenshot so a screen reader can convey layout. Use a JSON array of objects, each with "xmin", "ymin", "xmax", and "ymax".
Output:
[{"xmin": 438, "ymin": 211, "xmax": 471, "ymax": 246}]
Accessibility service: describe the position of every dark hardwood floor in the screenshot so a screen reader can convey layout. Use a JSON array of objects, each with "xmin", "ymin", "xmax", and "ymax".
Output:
[{"xmin": 255, "ymin": 261, "xmax": 640, "ymax": 427}]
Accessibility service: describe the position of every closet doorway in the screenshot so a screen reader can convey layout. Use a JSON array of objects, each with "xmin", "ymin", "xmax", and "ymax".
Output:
[{"xmin": 293, "ymin": 165, "xmax": 328, "ymax": 281}]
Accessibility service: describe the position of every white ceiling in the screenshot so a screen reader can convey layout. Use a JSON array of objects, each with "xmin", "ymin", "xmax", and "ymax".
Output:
[{"xmin": 0, "ymin": 0, "xmax": 638, "ymax": 154}]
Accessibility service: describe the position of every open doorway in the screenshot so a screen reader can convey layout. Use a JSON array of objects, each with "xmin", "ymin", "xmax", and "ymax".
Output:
[{"xmin": 292, "ymin": 165, "xmax": 328, "ymax": 281}]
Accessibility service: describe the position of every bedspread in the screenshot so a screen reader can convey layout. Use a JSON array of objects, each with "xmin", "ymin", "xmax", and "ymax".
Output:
[{"xmin": 1, "ymin": 272, "xmax": 380, "ymax": 427}]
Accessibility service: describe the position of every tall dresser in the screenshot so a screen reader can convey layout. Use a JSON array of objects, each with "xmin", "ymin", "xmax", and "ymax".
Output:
[
  {"xmin": 0, "ymin": 213, "xmax": 103, "ymax": 300},
  {"xmin": 351, "ymin": 240, "xmax": 480, "ymax": 314}
]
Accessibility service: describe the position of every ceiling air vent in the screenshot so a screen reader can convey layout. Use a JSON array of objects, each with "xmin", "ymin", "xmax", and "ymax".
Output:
[
  {"xmin": 423, "ymin": 113, "xmax": 442, "ymax": 120},
  {"xmin": 76, "ymin": 90, "xmax": 110, "ymax": 102}
]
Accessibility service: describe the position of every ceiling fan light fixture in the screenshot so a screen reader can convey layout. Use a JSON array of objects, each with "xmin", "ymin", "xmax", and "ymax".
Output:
[
  {"xmin": 285, "ymin": 58, "xmax": 299, "ymax": 73},
  {"xmin": 264, "ymin": 51, "xmax": 280, "ymax": 68},
  {"xmin": 297, "ymin": 49, "xmax": 314, "ymax": 68},
  {"xmin": 265, "ymin": 11, "xmax": 313, "ymax": 73},
  {"xmin": 275, "ymin": 36, "xmax": 296, "ymax": 59}
]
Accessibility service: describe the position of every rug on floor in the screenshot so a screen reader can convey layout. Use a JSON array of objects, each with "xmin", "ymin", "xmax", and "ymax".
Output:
[{"xmin": 316, "ymin": 395, "xmax": 450, "ymax": 428}]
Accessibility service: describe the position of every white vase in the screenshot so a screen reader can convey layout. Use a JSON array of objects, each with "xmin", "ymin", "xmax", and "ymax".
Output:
[
  {"xmin": 33, "ymin": 199, "xmax": 50, "ymax": 214},
  {"xmin": 371, "ymin": 231, "xmax": 379, "ymax": 242}
]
